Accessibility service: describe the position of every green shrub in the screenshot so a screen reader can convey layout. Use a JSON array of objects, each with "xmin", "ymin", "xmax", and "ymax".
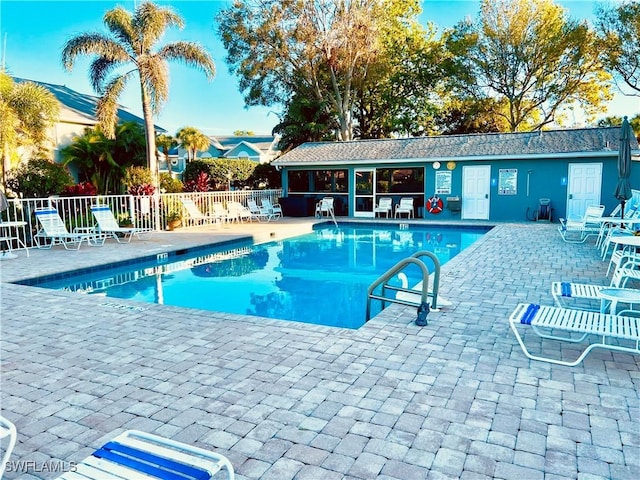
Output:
[
  {"xmin": 248, "ymin": 163, "xmax": 282, "ymax": 189},
  {"xmin": 159, "ymin": 172, "xmax": 183, "ymax": 193},
  {"xmin": 183, "ymin": 160, "xmax": 212, "ymax": 187},
  {"xmin": 184, "ymin": 158, "xmax": 263, "ymax": 190},
  {"xmin": 6, "ymin": 158, "xmax": 74, "ymax": 198},
  {"xmin": 123, "ymin": 166, "xmax": 155, "ymax": 195}
]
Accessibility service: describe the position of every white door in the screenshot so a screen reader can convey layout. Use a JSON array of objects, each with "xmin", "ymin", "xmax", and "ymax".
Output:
[
  {"xmin": 566, "ymin": 163, "xmax": 602, "ymax": 219},
  {"xmin": 462, "ymin": 165, "xmax": 491, "ymax": 220},
  {"xmin": 354, "ymin": 169, "xmax": 375, "ymax": 217}
]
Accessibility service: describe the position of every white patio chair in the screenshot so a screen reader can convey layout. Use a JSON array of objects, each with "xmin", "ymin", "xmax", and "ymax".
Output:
[
  {"xmin": 261, "ymin": 198, "xmax": 283, "ymax": 220},
  {"xmin": 315, "ymin": 197, "xmax": 335, "ymax": 218},
  {"xmin": 34, "ymin": 207, "xmax": 104, "ymax": 250},
  {"xmin": 212, "ymin": 202, "xmax": 233, "ymax": 224},
  {"xmin": 90, "ymin": 204, "xmax": 153, "ymax": 243},
  {"xmin": 0, "ymin": 415, "xmax": 17, "ymax": 479},
  {"xmin": 394, "ymin": 197, "xmax": 414, "ymax": 218},
  {"xmin": 247, "ymin": 199, "xmax": 272, "ymax": 222},
  {"xmin": 374, "ymin": 197, "xmax": 393, "ymax": 218},
  {"xmin": 227, "ymin": 201, "xmax": 252, "ymax": 223},
  {"xmin": 180, "ymin": 198, "xmax": 222, "ymax": 227},
  {"xmin": 557, "ymin": 205, "xmax": 605, "ymax": 243},
  {"xmin": 55, "ymin": 430, "xmax": 234, "ymax": 480}
]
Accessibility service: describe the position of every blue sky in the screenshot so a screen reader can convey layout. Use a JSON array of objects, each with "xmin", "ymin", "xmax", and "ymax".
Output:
[{"xmin": 1, "ymin": 0, "xmax": 637, "ymax": 136}]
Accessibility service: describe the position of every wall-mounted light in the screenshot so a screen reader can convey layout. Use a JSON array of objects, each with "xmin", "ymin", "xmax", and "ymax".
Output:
[
  {"xmin": 491, "ymin": 178, "xmax": 497, "ymax": 187},
  {"xmin": 560, "ymin": 177, "xmax": 567, "ymax": 186}
]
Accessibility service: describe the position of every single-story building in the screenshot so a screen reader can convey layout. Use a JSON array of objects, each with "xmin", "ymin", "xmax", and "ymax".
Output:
[{"xmin": 272, "ymin": 127, "xmax": 640, "ymax": 222}]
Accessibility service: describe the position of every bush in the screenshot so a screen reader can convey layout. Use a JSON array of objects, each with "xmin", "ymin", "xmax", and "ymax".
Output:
[
  {"xmin": 183, "ymin": 158, "xmax": 261, "ymax": 190},
  {"xmin": 123, "ymin": 166, "xmax": 155, "ymax": 196},
  {"xmin": 184, "ymin": 172, "xmax": 211, "ymax": 192},
  {"xmin": 6, "ymin": 158, "xmax": 74, "ymax": 198},
  {"xmin": 248, "ymin": 163, "xmax": 282, "ymax": 189},
  {"xmin": 183, "ymin": 160, "xmax": 212, "ymax": 187},
  {"xmin": 159, "ymin": 173, "xmax": 183, "ymax": 193},
  {"xmin": 61, "ymin": 181, "xmax": 97, "ymax": 196}
]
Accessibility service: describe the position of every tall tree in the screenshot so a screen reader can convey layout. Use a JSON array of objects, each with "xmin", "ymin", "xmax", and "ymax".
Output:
[
  {"xmin": 156, "ymin": 133, "xmax": 178, "ymax": 173},
  {"xmin": 0, "ymin": 73, "xmax": 59, "ymax": 189},
  {"xmin": 443, "ymin": 0, "xmax": 611, "ymax": 131},
  {"xmin": 353, "ymin": 0, "xmax": 444, "ymax": 138},
  {"xmin": 61, "ymin": 1, "xmax": 215, "ymax": 186},
  {"xmin": 273, "ymin": 91, "xmax": 338, "ymax": 152},
  {"xmin": 218, "ymin": 0, "xmax": 423, "ymax": 141},
  {"xmin": 595, "ymin": 1, "xmax": 640, "ymax": 95},
  {"xmin": 176, "ymin": 126, "xmax": 210, "ymax": 161}
]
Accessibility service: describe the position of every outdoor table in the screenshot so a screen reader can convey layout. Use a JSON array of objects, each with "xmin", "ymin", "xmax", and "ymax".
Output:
[
  {"xmin": 595, "ymin": 217, "xmax": 640, "ymax": 247},
  {"xmin": 0, "ymin": 221, "xmax": 29, "ymax": 259},
  {"xmin": 598, "ymin": 287, "xmax": 640, "ymax": 314},
  {"xmin": 609, "ymin": 235, "xmax": 640, "ymax": 249}
]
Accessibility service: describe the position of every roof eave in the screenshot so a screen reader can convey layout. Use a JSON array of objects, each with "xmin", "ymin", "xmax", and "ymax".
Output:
[{"xmin": 274, "ymin": 150, "xmax": 618, "ymax": 167}]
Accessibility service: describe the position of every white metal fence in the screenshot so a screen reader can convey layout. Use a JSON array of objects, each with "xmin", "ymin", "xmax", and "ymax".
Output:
[{"xmin": 0, "ymin": 189, "xmax": 283, "ymax": 250}]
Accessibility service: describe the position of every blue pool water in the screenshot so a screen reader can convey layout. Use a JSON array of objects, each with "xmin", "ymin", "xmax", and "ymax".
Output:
[{"xmin": 25, "ymin": 224, "xmax": 489, "ymax": 329}]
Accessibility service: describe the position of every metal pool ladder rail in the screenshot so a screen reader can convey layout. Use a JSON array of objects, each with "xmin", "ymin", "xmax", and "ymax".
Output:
[{"xmin": 366, "ymin": 251, "xmax": 441, "ymax": 326}]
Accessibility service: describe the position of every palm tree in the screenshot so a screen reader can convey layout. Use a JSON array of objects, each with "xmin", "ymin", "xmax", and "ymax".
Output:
[
  {"xmin": 176, "ymin": 126, "xmax": 211, "ymax": 161},
  {"xmin": 156, "ymin": 133, "xmax": 178, "ymax": 173},
  {"xmin": 61, "ymin": 1, "xmax": 215, "ymax": 186},
  {"xmin": 0, "ymin": 72, "xmax": 60, "ymax": 189}
]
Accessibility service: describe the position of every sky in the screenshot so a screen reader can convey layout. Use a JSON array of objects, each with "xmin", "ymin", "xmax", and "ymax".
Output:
[{"xmin": 1, "ymin": 0, "xmax": 638, "ymax": 137}]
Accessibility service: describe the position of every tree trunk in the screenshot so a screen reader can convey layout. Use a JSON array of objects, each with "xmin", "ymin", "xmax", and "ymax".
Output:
[{"xmin": 140, "ymin": 86, "xmax": 158, "ymax": 188}]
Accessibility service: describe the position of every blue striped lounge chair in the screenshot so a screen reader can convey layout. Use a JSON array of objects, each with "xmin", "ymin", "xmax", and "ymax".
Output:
[
  {"xmin": 509, "ymin": 303, "xmax": 640, "ymax": 366},
  {"xmin": 34, "ymin": 207, "xmax": 104, "ymax": 250},
  {"xmin": 91, "ymin": 204, "xmax": 153, "ymax": 243},
  {"xmin": 551, "ymin": 262, "xmax": 640, "ymax": 311},
  {"xmin": 55, "ymin": 430, "xmax": 234, "ymax": 480}
]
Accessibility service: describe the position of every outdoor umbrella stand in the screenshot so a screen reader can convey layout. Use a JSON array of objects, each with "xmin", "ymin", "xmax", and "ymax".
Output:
[{"xmin": 614, "ymin": 116, "xmax": 633, "ymax": 227}]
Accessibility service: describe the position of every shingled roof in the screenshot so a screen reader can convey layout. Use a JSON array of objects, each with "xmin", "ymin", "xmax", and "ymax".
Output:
[
  {"xmin": 274, "ymin": 127, "xmax": 638, "ymax": 166},
  {"xmin": 13, "ymin": 77, "xmax": 166, "ymax": 132}
]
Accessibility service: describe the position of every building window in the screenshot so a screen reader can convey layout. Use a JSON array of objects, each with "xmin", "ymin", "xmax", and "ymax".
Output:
[
  {"xmin": 376, "ymin": 168, "xmax": 424, "ymax": 193},
  {"xmin": 288, "ymin": 170, "xmax": 348, "ymax": 193}
]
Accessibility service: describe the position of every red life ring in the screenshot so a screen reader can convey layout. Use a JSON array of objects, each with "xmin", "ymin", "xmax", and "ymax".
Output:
[{"xmin": 426, "ymin": 196, "xmax": 443, "ymax": 214}]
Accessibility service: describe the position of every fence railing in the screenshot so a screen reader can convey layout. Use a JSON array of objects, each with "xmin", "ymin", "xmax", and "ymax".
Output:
[{"xmin": 0, "ymin": 189, "xmax": 283, "ymax": 250}]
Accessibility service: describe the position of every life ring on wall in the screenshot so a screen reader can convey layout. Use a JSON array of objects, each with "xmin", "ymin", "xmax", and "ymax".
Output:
[{"xmin": 426, "ymin": 196, "xmax": 444, "ymax": 214}]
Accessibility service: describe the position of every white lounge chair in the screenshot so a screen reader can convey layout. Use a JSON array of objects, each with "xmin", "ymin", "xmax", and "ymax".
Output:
[
  {"xmin": 598, "ymin": 204, "xmax": 640, "ymax": 259},
  {"xmin": 90, "ymin": 204, "xmax": 152, "ymax": 243},
  {"xmin": 180, "ymin": 198, "xmax": 222, "ymax": 227},
  {"xmin": 557, "ymin": 205, "xmax": 605, "ymax": 243},
  {"xmin": 55, "ymin": 430, "xmax": 234, "ymax": 480},
  {"xmin": 509, "ymin": 303, "xmax": 640, "ymax": 366},
  {"xmin": 395, "ymin": 197, "xmax": 414, "ymax": 218},
  {"xmin": 227, "ymin": 201, "xmax": 251, "ymax": 223},
  {"xmin": 551, "ymin": 261, "xmax": 639, "ymax": 311},
  {"xmin": 34, "ymin": 207, "xmax": 104, "ymax": 250},
  {"xmin": 247, "ymin": 199, "xmax": 272, "ymax": 222},
  {"xmin": 212, "ymin": 202, "xmax": 233, "ymax": 224},
  {"xmin": 0, "ymin": 415, "xmax": 17, "ymax": 479},
  {"xmin": 261, "ymin": 198, "xmax": 282, "ymax": 220},
  {"xmin": 374, "ymin": 197, "xmax": 393, "ymax": 218}
]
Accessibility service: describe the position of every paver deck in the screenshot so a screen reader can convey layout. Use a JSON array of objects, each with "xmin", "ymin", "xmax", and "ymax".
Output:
[{"xmin": 1, "ymin": 219, "xmax": 638, "ymax": 480}]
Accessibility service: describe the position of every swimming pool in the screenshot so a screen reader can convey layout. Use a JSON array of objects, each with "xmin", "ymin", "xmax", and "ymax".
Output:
[{"xmin": 24, "ymin": 224, "xmax": 489, "ymax": 329}]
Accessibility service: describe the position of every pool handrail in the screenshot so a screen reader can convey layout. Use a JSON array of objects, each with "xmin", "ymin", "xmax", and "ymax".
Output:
[{"xmin": 366, "ymin": 250, "xmax": 441, "ymax": 324}]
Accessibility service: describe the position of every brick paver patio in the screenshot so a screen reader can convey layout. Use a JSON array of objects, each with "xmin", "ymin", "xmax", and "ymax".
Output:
[{"xmin": 1, "ymin": 220, "xmax": 638, "ymax": 479}]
